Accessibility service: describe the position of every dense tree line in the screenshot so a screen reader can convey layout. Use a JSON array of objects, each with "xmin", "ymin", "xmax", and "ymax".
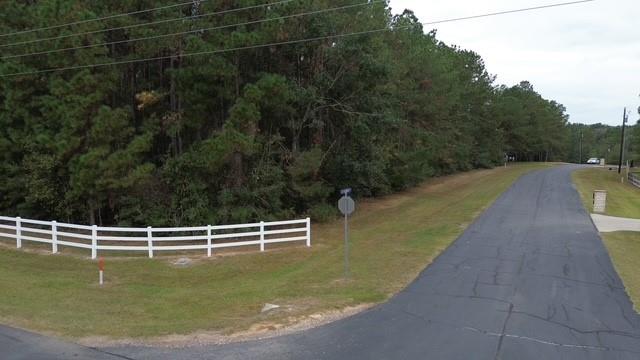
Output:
[
  {"xmin": 566, "ymin": 123, "xmax": 637, "ymax": 165},
  {"xmin": 1, "ymin": 1, "xmax": 572, "ymax": 226},
  {"xmin": 632, "ymin": 103, "xmax": 640, "ymax": 161}
]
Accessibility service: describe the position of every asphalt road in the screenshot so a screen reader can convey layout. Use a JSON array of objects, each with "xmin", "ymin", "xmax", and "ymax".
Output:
[
  {"xmin": 0, "ymin": 325, "xmax": 122, "ymax": 360},
  {"xmin": 3, "ymin": 165, "xmax": 640, "ymax": 359}
]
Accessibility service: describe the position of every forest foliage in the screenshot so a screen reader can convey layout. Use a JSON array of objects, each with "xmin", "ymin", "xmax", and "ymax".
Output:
[
  {"xmin": 566, "ymin": 122, "xmax": 637, "ymax": 165},
  {"xmin": 0, "ymin": 1, "xmax": 579, "ymax": 226}
]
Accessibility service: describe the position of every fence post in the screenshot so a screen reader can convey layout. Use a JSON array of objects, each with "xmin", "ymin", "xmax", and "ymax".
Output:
[
  {"xmin": 147, "ymin": 226, "xmax": 154, "ymax": 258},
  {"xmin": 207, "ymin": 225, "xmax": 212, "ymax": 257},
  {"xmin": 260, "ymin": 221, "xmax": 265, "ymax": 252},
  {"xmin": 91, "ymin": 225, "xmax": 97, "ymax": 259},
  {"xmin": 16, "ymin": 217, "xmax": 22, "ymax": 248},
  {"xmin": 51, "ymin": 220, "xmax": 58, "ymax": 254},
  {"xmin": 306, "ymin": 217, "xmax": 311, "ymax": 247}
]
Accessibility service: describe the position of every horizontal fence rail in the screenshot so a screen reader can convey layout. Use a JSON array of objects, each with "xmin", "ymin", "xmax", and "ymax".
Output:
[
  {"xmin": 0, "ymin": 216, "xmax": 311, "ymax": 259},
  {"xmin": 629, "ymin": 173, "xmax": 640, "ymax": 189}
]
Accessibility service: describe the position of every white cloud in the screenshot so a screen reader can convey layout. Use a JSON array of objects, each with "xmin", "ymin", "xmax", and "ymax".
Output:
[{"xmin": 389, "ymin": 0, "xmax": 640, "ymax": 125}]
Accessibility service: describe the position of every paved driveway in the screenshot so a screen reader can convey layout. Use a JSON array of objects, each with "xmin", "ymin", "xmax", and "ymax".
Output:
[{"xmin": 3, "ymin": 165, "xmax": 640, "ymax": 359}]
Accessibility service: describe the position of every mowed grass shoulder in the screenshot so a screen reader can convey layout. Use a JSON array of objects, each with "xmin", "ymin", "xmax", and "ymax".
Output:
[
  {"xmin": 0, "ymin": 163, "xmax": 552, "ymax": 340},
  {"xmin": 572, "ymin": 168, "xmax": 640, "ymax": 312},
  {"xmin": 600, "ymin": 232, "xmax": 640, "ymax": 312},
  {"xmin": 572, "ymin": 167, "xmax": 640, "ymax": 218}
]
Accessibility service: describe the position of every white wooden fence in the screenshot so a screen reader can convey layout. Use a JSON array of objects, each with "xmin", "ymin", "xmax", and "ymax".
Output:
[
  {"xmin": 0, "ymin": 216, "xmax": 311, "ymax": 259},
  {"xmin": 628, "ymin": 173, "xmax": 640, "ymax": 189}
]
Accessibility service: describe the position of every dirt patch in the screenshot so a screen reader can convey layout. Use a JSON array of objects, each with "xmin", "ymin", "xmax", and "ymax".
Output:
[
  {"xmin": 77, "ymin": 303, "xmax": 374, "ymax": 348},
  {"xmin": 0, "ymin": 241, "xmax": 66, "ymax": 257}
]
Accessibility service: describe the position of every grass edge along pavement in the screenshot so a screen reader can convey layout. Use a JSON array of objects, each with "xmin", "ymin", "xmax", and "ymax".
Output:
[
  {"xmin": 0, "ymin": 163, "xmax": 553, "ymax": 341},
  {"xmin": 600, "ymin": 232, "xmax": 640, "ymax": 313},
  {"xmin": 572, "ymin": 168, "xmax": 640, "ymax": 312},
  {"xmin": 573, "ymin": 167, "xmax": 640, "ymax": 219}
]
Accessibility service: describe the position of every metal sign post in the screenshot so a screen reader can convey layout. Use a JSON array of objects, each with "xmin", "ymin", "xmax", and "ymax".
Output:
[{"xmin": 338, "ymin": 189, "xmax": 355, "ymax": 278}]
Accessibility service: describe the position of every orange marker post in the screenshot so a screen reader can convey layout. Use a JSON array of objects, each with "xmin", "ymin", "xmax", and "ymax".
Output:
[{"xmin": 98, "ymin": 257, "xmax": 104, "ymax": 286}]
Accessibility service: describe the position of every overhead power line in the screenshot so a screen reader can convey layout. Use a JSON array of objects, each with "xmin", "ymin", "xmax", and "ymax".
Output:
[
  {"xmin": 422, "ymin": 0, "xmax": 595, "ymax": 26},
  {"xmin": 0, "ymin": 0, "xmax": 597, "ymax": 78},
  {"xmin": 1, "ymin": 29, "xmax": 386, "ymax": 78},
  {"xmin": 0, "ymin": 0, "xmax": 212, "ymax": 38},
  {"xmin": 0, "ymin": 0, "xmax": 594, "ymax": 49},
  {"xmin": 1, "ymin": 1, "xmax": 380, "ymax": 61},
  {"xmin": 0, "ymin": 0, "xmax": 296, "ymax": 49}
]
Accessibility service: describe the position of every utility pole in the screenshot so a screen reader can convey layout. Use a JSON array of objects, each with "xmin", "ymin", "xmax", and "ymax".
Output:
[
  {"xmin": 579, "ymin": 130, "xmax": 583, "ymax": 164},
  {"xmin": 618, "ymin": 108, "xmax": 628, "ymax": 174}
]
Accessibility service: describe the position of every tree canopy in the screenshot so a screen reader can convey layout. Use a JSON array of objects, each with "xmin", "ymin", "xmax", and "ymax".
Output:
[{"xmin": 1, "ymin": 1, "xmax": 576, "ymax": 226}]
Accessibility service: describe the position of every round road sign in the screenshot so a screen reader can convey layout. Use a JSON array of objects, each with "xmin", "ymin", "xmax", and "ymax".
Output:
[{"xmin": 338, "ymin": 196, "xmax": 355, "ymax": 215}]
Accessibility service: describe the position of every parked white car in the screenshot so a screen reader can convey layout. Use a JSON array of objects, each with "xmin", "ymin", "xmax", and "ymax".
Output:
[{"xmin": 586, "ymin": 158, "xmax": 600, "ymax": 165}]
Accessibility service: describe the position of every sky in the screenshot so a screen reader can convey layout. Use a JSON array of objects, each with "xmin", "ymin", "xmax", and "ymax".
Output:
[{"xmin": 389, "ymin": 0, "xmax": 639, "ymax": 125}]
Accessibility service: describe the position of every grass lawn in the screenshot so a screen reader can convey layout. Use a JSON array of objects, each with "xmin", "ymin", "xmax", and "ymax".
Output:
[
  {"xmin": 572, "ymin": 167, "xmax": 640, "ymax": 218},
  {"xmin": 0, "ymin": 163, "xmax": 552, "ymax": 340},
  {"xmin": 572, "ymin": 168, "xmax": 640, "ymax": 312},
  {"xmin": 601, "ymin": 232, "xmax": 640, "ymax": 312}
]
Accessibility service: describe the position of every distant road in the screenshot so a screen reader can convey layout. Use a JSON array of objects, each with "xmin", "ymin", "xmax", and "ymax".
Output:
[{"xmin": 3, "ymin": 165, "xmax": 640, "ymax": 359}]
